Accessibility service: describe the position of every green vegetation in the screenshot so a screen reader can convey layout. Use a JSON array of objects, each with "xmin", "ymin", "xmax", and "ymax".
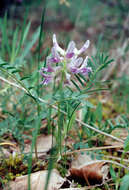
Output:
[{"xmin": 0, "ymin": 0, "xmax": 129, "ymax": 189}]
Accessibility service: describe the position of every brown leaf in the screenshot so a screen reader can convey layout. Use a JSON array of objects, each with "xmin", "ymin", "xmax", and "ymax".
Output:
[
  {"xmin": 70, "ymin": 153, "xmax": 109, "ymax": 185},
  {"xmin": 82, "ymin": 162, "xmax": 108, "ymax": 183},
  {"xmin": 104, "ymin": 128, "xmax": 128, "ymax": 147}
]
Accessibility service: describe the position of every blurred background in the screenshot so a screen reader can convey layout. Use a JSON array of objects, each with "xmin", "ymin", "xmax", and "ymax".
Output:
[{"xmin": 1, "ymin": 0, "xmax": 129, "ymax": 56}]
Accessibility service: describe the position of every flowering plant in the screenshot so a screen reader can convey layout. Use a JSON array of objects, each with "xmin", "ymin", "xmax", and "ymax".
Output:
[{"xmin": 40, "ymin": 34, "xmax": 92, "ymax": 85}]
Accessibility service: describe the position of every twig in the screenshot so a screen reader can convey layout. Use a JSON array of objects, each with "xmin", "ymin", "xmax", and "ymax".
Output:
[
  {"xmin": 22, "ymin": 145, "xmax": 124, "ymax": 157},
  {"xmin": 0, "ymin": 76, "xmax": 124, "ymax": 144},
  {"xmin": 0, "ymin": 76, "xmax": 28, "ymax": 93},
  {"xmin": 62, "ymin": 145, "xmax": 124, "ymax": 156},
  {"xmin": 0, "ymin": 142, "xmax": 16, "ymax": 147},
  {"xmin": 100, "ymin": 154, "xmax": 129, "ymax": 164},
  {"xmin": 100, "ymin": 160, "xmax": 129, "ymax": 170}
]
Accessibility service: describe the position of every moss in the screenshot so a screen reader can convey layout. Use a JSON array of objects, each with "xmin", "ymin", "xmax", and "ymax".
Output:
[
  {"xmin": 0, "ymin": 153, "xmax": 27, "ymax": 185},
  {"xmin": 6, "ymin": 172, "xmax": 15, "ymax": 180},
  {"xmin": 56, "ymin": 155, "xmax": 70, "ymax": 177}
]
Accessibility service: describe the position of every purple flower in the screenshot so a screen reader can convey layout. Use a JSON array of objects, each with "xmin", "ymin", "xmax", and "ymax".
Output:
[
  {"xmin": 53, "ymin": 34, "xmax": 65, "ymax": 56},
  {"xmin": 74, "ymin": 40, "xmax": 90, "ymax": 55},
  {"xmin": 41, "ymin": 73, "xmax": 53, "ymax": 85},
  {"xmin": 66, "ymin": 41, "xmax": 75, "ymax": 58},
  {"xmin": 69, "ymin": 57, "xmax": 83, "ymax": 73},
  {"xmin": 69, "ymin": 56, "xmax": 91, "ymax": 75},
  {"xmin": 41, "ymin": 64, "xmax": 54, "ymax": 73},
  {"xmin": 47, "ymin": 47, "xmax": 61, "ymax": 64},
  {"xmin": 40, "ymin": 65, "xmax": 54, "ymax": 85},
  {"xmin": 40, "ymin": 34, "xmax": 92, "ymax": 85}
]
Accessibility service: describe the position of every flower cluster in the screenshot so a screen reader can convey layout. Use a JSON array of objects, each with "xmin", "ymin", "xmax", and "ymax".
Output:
[{"xmin": 40, "ymin": 34, "xmax": 92, "ymax": 85}]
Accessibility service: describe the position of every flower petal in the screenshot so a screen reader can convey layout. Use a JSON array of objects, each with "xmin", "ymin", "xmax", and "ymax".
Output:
[
  {"xmin": 41, "ymin": 73, "xmax": 53, "ymax": 85},
  {"xmin": 65, "ymin": 73, "xmax": 72, "ymax": 85},
  {"xmin": 66, "ymin": 41, "xmax": 75, "ymax": 58},
  {"xmin": 65, "ymin": 72, "xmax": 71, "ymax": 81},
  {"xmin": 68, "ymin": 57, "xmax": 83, "ymax": 73},
  {"xmin": 80, "ymin": 67, "xmax": 92, "ymax": 75},
  {"xmin": 74, "ymin": 57, "xmax": 83, "ymax": 67},
  {"xmin": 78, "ymin": 40, "xmax": 90, "ymax": 55},
  {"xmin": 41, "ymin": 64, "xmax": 54, "ymax": 73},
  {"xmin": 70, "ymin": 67, "xmax": 80, "ymax": 74},
  {"xmin": 53, "ymin": 34, "xmax": 65, "ymax": 55},
  {"xmin": 80, "ymin": 56, "xmax": 88, "ymax": 69},
  {"xmin": 79, "ymin": 56, "xmax": 91, "ymax": 75},
  {"xmin": 51, "ymin": 47, "xmax": 61, "ymax": 63}
]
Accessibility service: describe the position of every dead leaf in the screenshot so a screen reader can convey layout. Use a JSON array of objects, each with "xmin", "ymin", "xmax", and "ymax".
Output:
[
  {"xmin": 70, "ymin": 153, "xmax": 109, "ymax": 185},
  {"xmin": 24, "ymin": 135, "xmax": 55, "ymax": 158},
  {"xmin": 5, "ymin": 169, "xmax": 64, "ymax": 190},
  {"xmin": 104, "ymin": 128, "xmax": 128, "ymax": 147}
]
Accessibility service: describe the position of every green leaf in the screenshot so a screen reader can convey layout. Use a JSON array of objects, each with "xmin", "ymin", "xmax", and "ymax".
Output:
[
  {"xmin": 95, "ymin": 102, "xmax": 102, "ymax": 123},
  {"xmin": 0, "ymin": 62, "xmax": 9, "ymax": 66},
  {"xmin": 10, "ymin": 27, "xmax": 19, "ymax": 63},
  {"xmin": 72, "ymin": 93, "xmax": 89, "ymax": 100},
  {"xmin": 120, "ymin": 174, "xmax": 129, "ymax": 190},
  {"xmin": 6, "ymin": 66, "xmax": 16, "ymax": 70},
  {"xmin": 0, "ymin": 15, "xmax": 11, "ymax": 57},
  {"xmin": 71, "ymin": 79, "xmax": 81, "ymax": 92},
  {"xmin": 20, "ymin": 76, "xmax": 31, "ymax": 81},
  {"xmin": 75, "ymin": 74, "xmax": 85, "ymax": 87},
  {"xmin": 16, "ymin": 22, "xmax": 31, "ymax": 56},
  {"xmin": 85, "ymin": 101, "xmax": 94, "ymax": 108},
  {"xmin": 28, "ymin": 86, "xmax": 34, "ymax": 90},
  {"xmin": 110, "ymin": 165, "xmax": 117, "ymax": 182},
  {"xmin": 124, "ymin": 135, "xmax": 129, "ymax": 152},
  {"xmin": 12, "ymin": 69, "xmax": 21, "ymax": 74},
  {"xmin": 22, "ymin": 22, "xmax": 31, "ymax": 46},
  {"xmin": 18, "ymin": 27, "xmax": 40, "ymax": 64}
]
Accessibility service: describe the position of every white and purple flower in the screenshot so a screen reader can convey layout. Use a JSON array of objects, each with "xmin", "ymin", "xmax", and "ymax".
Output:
[{"xmin": 40, "ymin": 34, "xmax": 92, "ymax": 85}]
